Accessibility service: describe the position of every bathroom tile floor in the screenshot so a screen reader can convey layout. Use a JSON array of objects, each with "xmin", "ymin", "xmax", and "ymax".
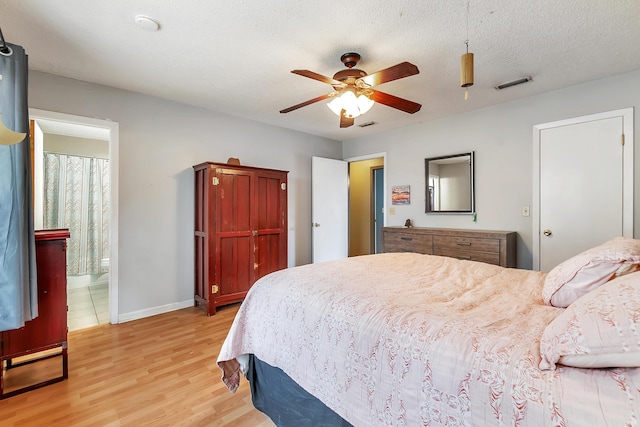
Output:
[{"xmin": 68, "ymin": 283, "xmax": 109, "ymax": 331}]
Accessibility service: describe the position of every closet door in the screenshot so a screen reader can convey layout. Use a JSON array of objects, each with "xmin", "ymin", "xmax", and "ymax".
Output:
[
  {"xmin": 214, "ymin": 167, "xmax": 255, "ymax": 307},
  {"xmin": 533, "ymin": 108, "xmax": 633, "ymax": 271}
]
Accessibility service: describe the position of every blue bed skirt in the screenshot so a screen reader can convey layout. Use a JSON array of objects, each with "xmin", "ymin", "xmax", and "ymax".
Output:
[{"xmin": 246, "ymin": 354, "xmax": 353, "ymax": 427}]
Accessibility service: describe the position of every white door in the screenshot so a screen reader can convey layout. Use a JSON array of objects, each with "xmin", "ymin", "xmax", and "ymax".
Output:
[
  {"xmin": 312, "ymin": 156, "xmax": 348, "ymax": 263},
  {"xmin": 533, "ymin": 108, "xmax": 633, "ymax": 271}
]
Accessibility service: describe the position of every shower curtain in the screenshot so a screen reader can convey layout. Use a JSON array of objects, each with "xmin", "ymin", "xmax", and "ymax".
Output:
[
  {"xmin": 43, "ymin": 153, "xmax": 110, "ymax": 276},
  {"xmin": 0, "ymin": 42, "xmax": 37, "ymax": 332}
]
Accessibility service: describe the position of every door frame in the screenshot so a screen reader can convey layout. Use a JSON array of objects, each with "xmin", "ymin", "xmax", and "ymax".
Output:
[
  {"xmin": 532, "ymin": 108, "xmax": 633, "ymax": 270},
  {"xmin": 345, "ymin": 151, "xmax": 388, "ymax": 241},
  {"xmin": 29, "ymin": 108, "xmax": 120, "ymax": 324},
  {"xmin": 371, "ymin": 166, "xmax": 384, "ymax": 253}
]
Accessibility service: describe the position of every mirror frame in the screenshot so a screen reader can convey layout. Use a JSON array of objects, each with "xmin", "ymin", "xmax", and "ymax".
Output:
[{"xmin": 425, "ymin": 151, "xmax": 475, "ymax": 214}]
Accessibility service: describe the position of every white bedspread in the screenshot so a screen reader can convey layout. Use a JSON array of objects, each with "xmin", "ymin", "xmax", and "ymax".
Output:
[{"xmin": 218, "ymin": 253, "xmax": 640, "ymax": 426}]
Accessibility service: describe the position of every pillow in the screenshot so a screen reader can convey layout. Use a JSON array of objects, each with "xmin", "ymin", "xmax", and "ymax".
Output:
[
  {"xmin": 539, "ymin": 271, "xmax": 640, "ymax": 370},
  {"xmin": 542, "ymin": 237, "xmax": 640, "ymax": 307}
]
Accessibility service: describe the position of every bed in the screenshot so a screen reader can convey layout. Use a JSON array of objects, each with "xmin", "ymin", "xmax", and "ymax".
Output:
[{"xmin": 217, "ymin": 238, "xmax": 640, "ymax": 426}]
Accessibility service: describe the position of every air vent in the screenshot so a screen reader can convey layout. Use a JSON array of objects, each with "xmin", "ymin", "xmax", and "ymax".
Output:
[
  {"xmin": 358, "ymin": 121, "xmax": 378, "ymax": 128},
  {"xmin": 494, "ymin": 76, "xmax": 532, "ymax": 90}
]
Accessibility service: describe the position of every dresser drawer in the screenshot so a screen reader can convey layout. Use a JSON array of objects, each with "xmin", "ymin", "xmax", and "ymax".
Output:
[
  {"xmin": 435, "ymin": 248, "xmax": 501, "ymax": 265},
  {"xmin": 433, "ymin": 235, "xmax": 500, "ymax": 253},
  {"xmin": 383, "ymin": 231, "xmax": 433, "ymax": 254}
]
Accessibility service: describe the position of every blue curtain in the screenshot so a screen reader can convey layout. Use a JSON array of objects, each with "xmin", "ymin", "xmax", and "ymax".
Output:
[{"xmin": 0, "ymin": 42, "xmax": 37, "ymax": 331}]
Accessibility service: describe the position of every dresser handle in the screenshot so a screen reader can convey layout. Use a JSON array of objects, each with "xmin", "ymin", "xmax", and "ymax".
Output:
[
  {"xmin": 457, "ymin": 255, "xmax": 472, "ymax": 260},
  {"xmin": 400, "ymin": 237, "xmax": 413, "ymax": 241},
  {"xmin": 456, "ymin": 242, "xmax": 472, "ymax": 246}
]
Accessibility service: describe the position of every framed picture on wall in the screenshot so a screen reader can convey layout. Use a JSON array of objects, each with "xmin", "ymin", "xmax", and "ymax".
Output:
[{"xmin": 391, "ymin": 185, "xmax": 410, "ymax": 205}]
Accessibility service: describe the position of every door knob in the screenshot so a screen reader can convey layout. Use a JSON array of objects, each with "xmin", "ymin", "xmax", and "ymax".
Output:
[
  {"xmin": 312, "ymin": 223, "xmax": 320, "ymax": 228},
  {"xmin": 543, "ymin": 229, "xmax": 552, "ymax": 236}
]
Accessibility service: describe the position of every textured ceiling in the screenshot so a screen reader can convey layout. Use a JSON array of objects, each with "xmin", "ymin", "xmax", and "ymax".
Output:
[{"xmin": 1, "ymin": 0, "xmax": 639, "ymax": 141}]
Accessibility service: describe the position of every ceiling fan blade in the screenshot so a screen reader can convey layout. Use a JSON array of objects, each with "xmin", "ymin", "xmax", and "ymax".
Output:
[
  {"xmin": 340, "ymin": 111, "xmax": 354, "ymax": 128},
  {"xmin": 291, "ymin": 70, "xmax": 344, "ymax": 86},
  {"xmin": 369, "ymin": 89, "xmax": 421, "ymax": 114},
  {"xmin": 359, "ymin": 62, "xmax": 419, "ymax": 87},
  {"xmin": 280, "ymin": 93, "xmax": 332, "ymax": 114}
]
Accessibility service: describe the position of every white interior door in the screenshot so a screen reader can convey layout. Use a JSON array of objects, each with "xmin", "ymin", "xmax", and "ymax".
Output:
[
  {"xmin": 312, "ymin": 156, "xmax": 348, "ymax": 263},
  {"xmin": 533, "ymin": 108, "xmax": 633, "ymax": 271}
]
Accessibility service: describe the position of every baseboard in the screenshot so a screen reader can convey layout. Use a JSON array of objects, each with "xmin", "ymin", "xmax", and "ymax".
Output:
[{"xmin": 118, "ymin": 299, "xmax": 194, "ymax": 323}]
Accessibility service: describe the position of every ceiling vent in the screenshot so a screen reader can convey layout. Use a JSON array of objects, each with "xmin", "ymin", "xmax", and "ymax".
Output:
[
  {"xmin": 358, "ymin": 121, "xmax": 378, "ymax": 128},
  {"xmin": 494, "ymin": 76, "xmax": 532, "ymax": 90}
]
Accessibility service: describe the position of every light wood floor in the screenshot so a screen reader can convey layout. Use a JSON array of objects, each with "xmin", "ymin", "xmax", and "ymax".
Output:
[{"xmin": 0, "ymin": 304, "xmax": 274, "ymax": 427}]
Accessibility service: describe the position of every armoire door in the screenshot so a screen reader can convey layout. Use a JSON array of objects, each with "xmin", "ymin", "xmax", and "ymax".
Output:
[
  {"xmin": 254, "ymin": 170, "xmax": 288, "ymax": 281},
  {"xmin": 533, "ymin": 108, "xmax": 633, "ymax": 271},
  {"xmin": 214, "ymin": 167, "xmax": 255, "ymax": 305}
]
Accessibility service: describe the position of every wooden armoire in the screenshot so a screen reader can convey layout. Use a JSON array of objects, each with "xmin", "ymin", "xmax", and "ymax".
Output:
[{"xmin": 193, "ymin": 162, "xmax": 288, "ymax": 315}]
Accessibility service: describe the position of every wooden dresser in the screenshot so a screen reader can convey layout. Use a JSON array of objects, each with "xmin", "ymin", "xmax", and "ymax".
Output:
[
  {"xmin": 1, "ymin": 229, "xmax": 70, "ymax": 399},
  {"xmin": 381, "ymin": 227, "xmax": 516, "ymax": 267}
]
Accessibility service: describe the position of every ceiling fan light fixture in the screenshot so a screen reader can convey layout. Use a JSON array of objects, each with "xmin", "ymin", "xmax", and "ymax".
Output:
[
  {"xmin": 327, "ymin": 89, "xmax": 373, "ymax": 119},
  {"xmin": 327, "ymin": 95, "xmax": 344, "ymax": 116},
  {"xmin": 357, "ymin": 94, "xmax": 374, "ymax": 115},
  {"xmin": 283, "ymin": 52, "xmax": 420, "ymax": 128},
  {"xmin": 341, "ymin": 90, "xmax": 360, "ymax": 118}
]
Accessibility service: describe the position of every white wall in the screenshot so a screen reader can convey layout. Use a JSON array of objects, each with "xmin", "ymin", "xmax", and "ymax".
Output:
[
  {"xmin": 28, "ymin": 71, "xmax": 341, "ymax": 318},
  {"xmin": 26, "ymin": 69, "xmax": 640, "ymax": 316},
  {"xmin": 343, "ymin": 69, "xmax": 640, "ymax": 269}
]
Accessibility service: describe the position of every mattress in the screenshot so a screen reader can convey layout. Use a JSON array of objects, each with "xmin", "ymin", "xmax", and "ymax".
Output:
[{"xmin": 218, "ymin": 252, "xmax": 640, "ymax": 426}]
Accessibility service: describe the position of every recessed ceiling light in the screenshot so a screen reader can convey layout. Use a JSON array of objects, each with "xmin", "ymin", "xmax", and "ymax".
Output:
[{"xmin": 134, "ymin": 15, "xmax": 160, "ymax": 32}]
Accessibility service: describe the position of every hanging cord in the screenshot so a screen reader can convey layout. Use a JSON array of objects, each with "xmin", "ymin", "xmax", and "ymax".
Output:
[
  {"xmin": 465, "ymin": 0, "xmax": 470, "ymax": 43},
  {"xmin": 464, "ymin": 0, "xmax": 470, "ymax": 100},
  {"xmin": 0, "ymin": 25, "xmax": 13, "ymax": 56}
]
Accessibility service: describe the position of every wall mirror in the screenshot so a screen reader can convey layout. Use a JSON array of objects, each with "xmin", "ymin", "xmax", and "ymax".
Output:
[{"xmin": 425, "ymin": 152, "xmax": 474, "ymax": 213}]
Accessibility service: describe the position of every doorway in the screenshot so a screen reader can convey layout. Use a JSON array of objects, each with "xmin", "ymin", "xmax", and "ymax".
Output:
[
  {"xmin": 348, "ymin": 157, "xmax": 384, "ymax": 256},
  {"xmin": 311, "ymin": 153, "xmax": 387, "ymax": 262},
  {"xmin": 533, "ymin": 108, "xmax": 633, "ymax": 271},
  {"xmin": 30, "ymin": 109, "xmax": 119, "ymax": 327}
]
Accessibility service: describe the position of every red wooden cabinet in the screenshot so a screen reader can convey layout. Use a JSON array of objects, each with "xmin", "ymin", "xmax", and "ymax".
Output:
[
  {"xmin": 193, "ymin": 162, "xmax": 288, "ymax": 315},
  {"xmin": 1, "ymin": 229, "xmax": 70, "ymax": 399}
]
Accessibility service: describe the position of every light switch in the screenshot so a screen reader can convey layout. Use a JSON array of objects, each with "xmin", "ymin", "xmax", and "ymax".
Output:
[
  {"xmin": 522, "ymin": 206, "xmax": 530, "ymax": 217},
  {"xmin": 389, "ymin": 207, "xmax": 396, "ymax": 215}
]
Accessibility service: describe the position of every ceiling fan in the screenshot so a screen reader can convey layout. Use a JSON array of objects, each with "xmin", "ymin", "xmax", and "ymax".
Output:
[{"xmin": 280, "ymin": 52, "xmax": 421, "ymax": 128}]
